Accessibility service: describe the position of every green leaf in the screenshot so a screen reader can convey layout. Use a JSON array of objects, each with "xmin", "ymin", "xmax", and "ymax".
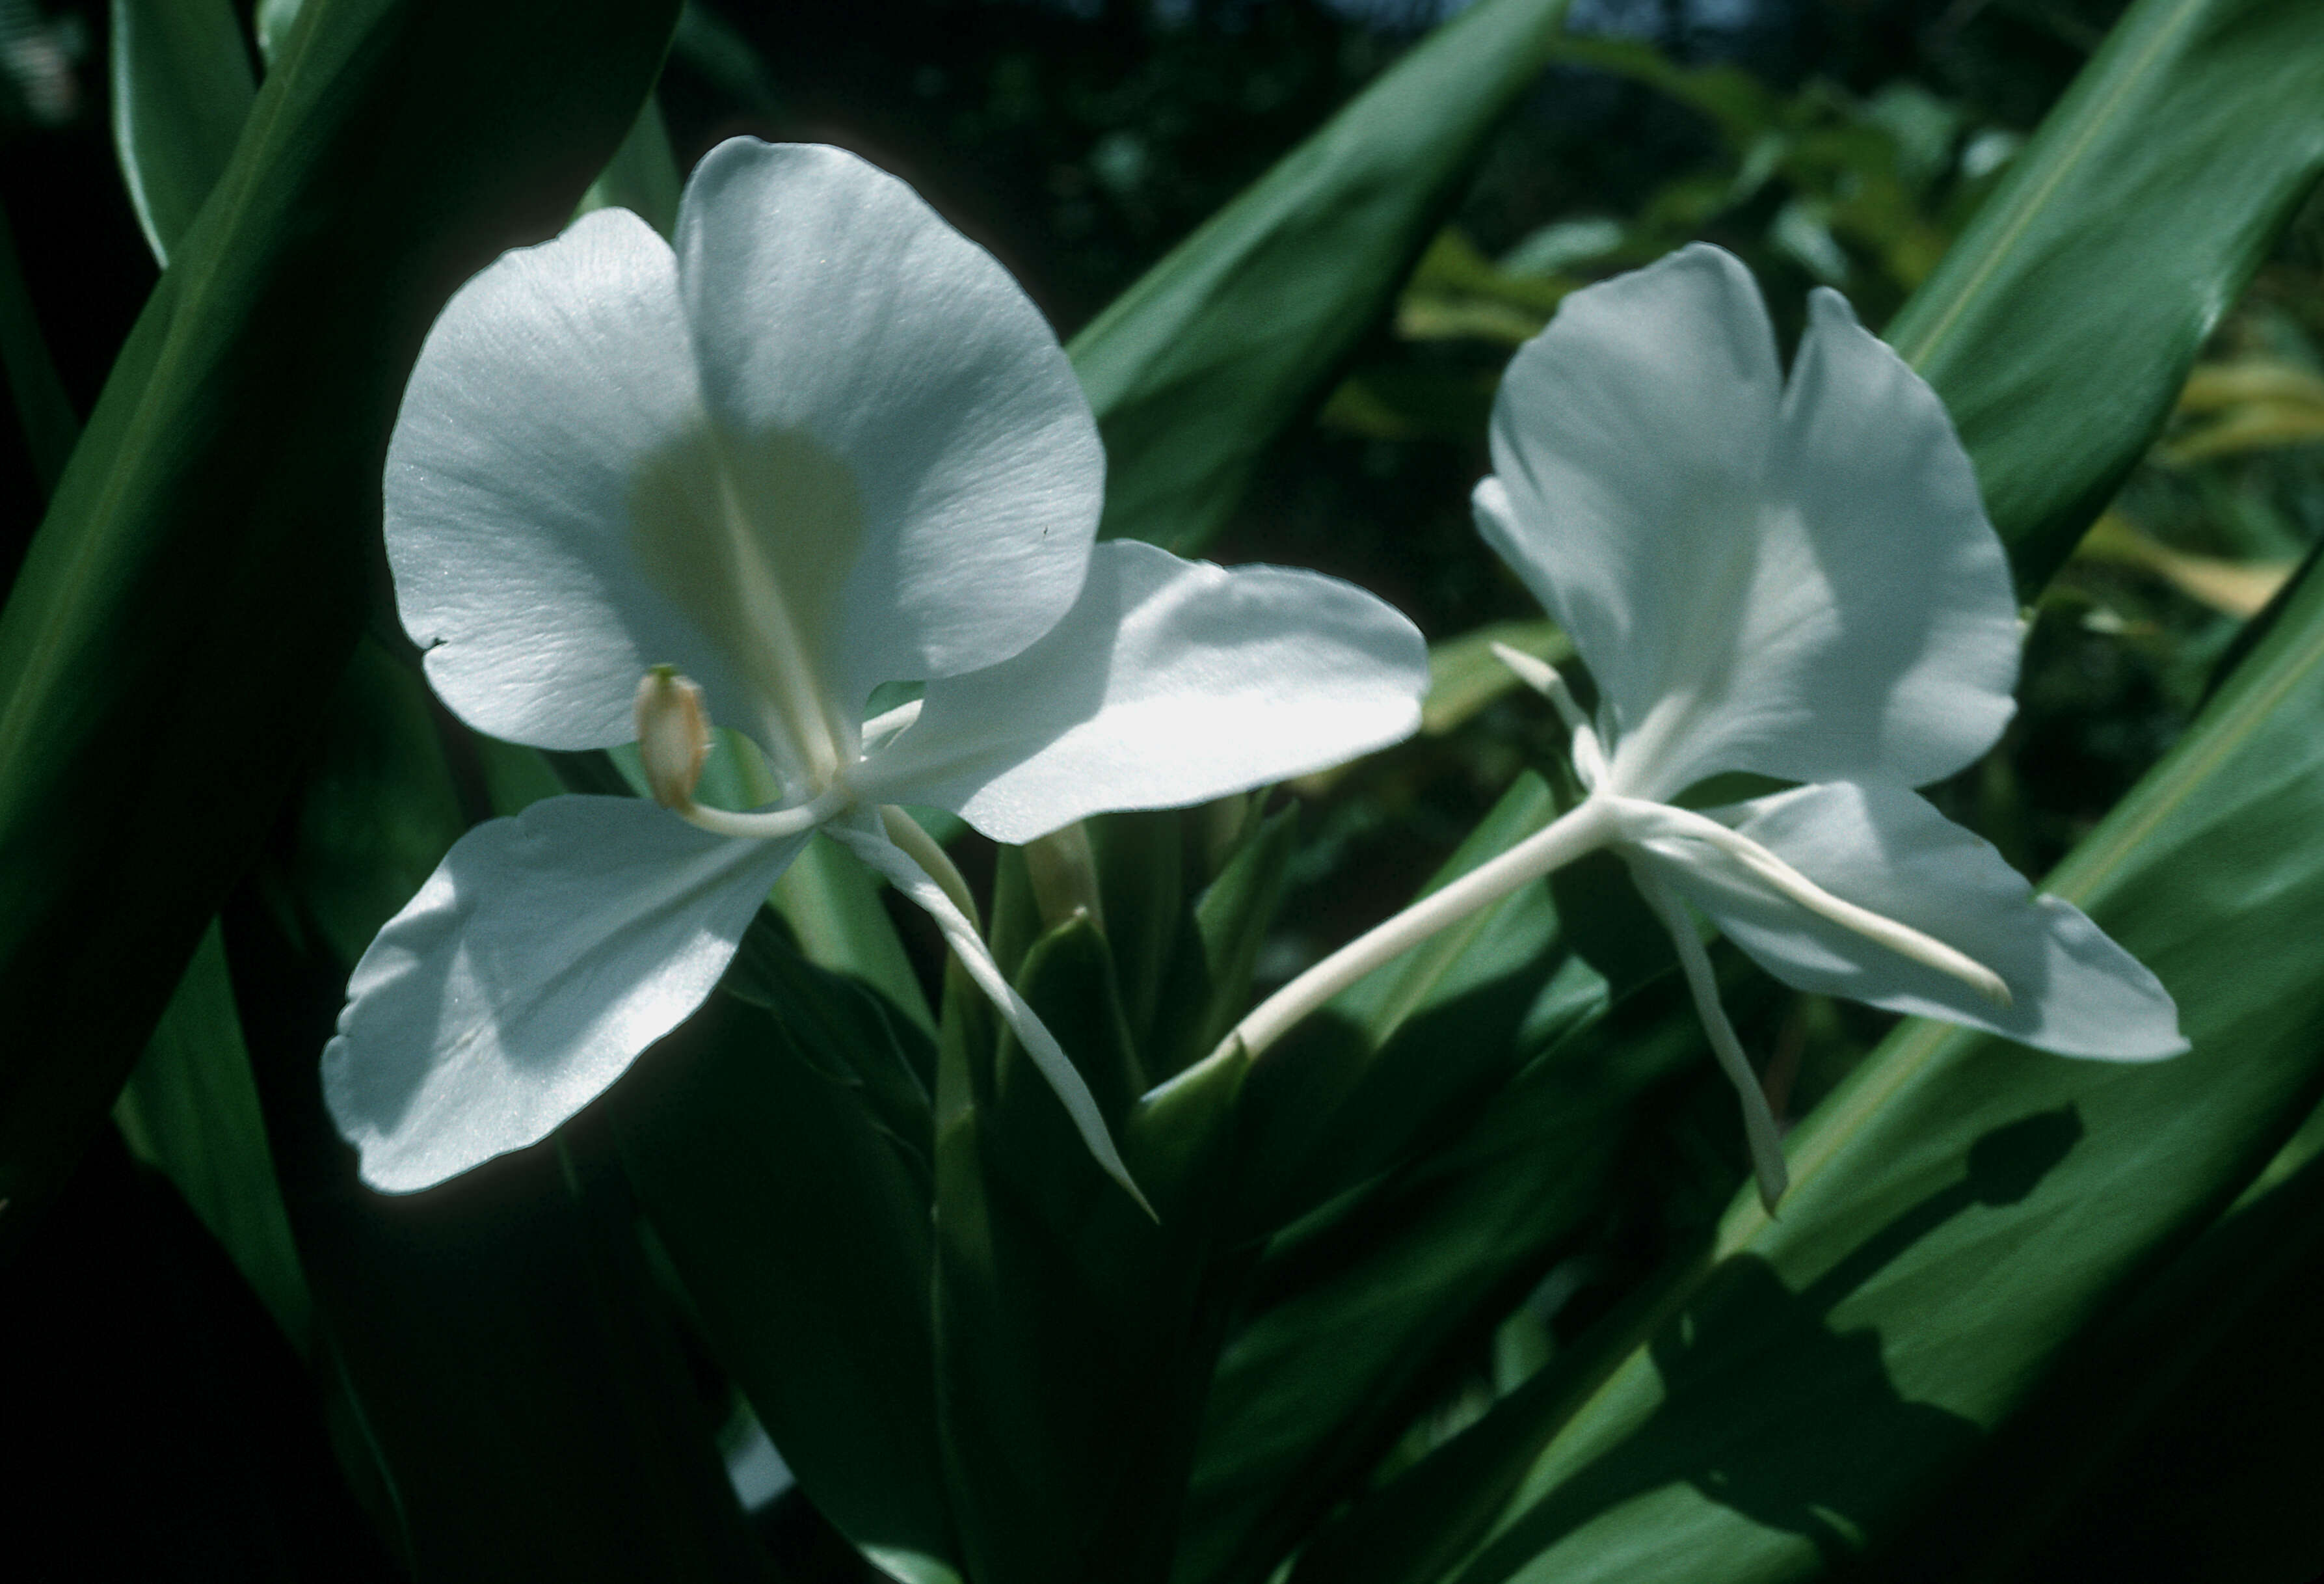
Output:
[
  {"xmin": 1869, "ymin": 1088, "xmax": 2324, "ymax": 1581},
  {"xmin": 1886, "ymin": 0, "xmax": 2324, "ymax": 587},
  {"xmin": 771, "ymin": 833, "xmax": 935, "ymax": 1038},
  {"xmin": 1143, "ymin": 804, "xmax": 1300, "ymax": 1081},
  {"xmin": 1298, "ymin": 506, "xmax": 2324, "ymax": 1584},
  {"xmin": 1421, "ymin": 620, "xmax": 1571, "ymax": 738},
  {"xmin": 0, "ymin": 0, "xmax": 680, "ymax": 1251},
  {"xmin": 1088, "ymin": 809, "xmax": 1189, "ymax": 1065},
  {"xmin": 1226, "ymin": 772, "xmax": 1622, "ymax": 1237},
  {"xmin": 111, "ymin": 0, "xmax": 256, "ymax": 267},
  {"xmin": 615, "ymin": 959, "xmax": 952, "ymax": 1584},
  {"xmin": 576, "ymin": 93, "xmax": 682, "ymax": 239},
  {"xmin": 935, "ymin": 923, "xmax": 1251, "ymax": 1584},
  {"xmin": 113, "ymin": 920, "xmax": 311, "ymax": 1348},
  {"xmin": 1072, "ymin": 0, "xmax": 1575, "ymax": 554}
]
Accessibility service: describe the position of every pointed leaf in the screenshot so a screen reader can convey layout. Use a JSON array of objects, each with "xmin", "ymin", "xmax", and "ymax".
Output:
[
  {"xmin": 111, "ymin": 0, "xmax": 256, "ymax": 267},
  {"xmin": 1075, "ymin": 0, "xmax": 1575, "ymax": 554},
  {"xmin": 1888, "ymin": 0, "xmax": 2324, "ymax": 584}
]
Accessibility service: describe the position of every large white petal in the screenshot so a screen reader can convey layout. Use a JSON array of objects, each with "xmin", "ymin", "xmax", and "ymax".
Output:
[
  {"xmin": 386, "ymin": 208, "xmax": 755, "ymax": 753},
  {"xmin": 322, "ymin": 796, "xmax": 807, "ymax": 1192},
  {"xmin": 675, "ymin": 140, "xmax": 1102, "ymax": 718},
  {"xmin": 1638, "ymin": 781, "xmax": 2185, "ymax": 1058},
  {"xmin": 853, "ymin": 540, "xmax": 1427, "ymax": 844},
  {"xmin": 1480, "ymin": 243, "xmax": 1782, "ymax": 787},
  {"xmin": 1482, "ymin": 248, "xmax": 2020, "ymax": 799},
  {"xmin": 1724, "ymin": 288, "xmax": 2020, "ymax": 787}
]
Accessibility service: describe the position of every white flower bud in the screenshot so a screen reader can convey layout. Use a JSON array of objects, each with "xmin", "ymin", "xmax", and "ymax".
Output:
[{"xmin": 634, "ymin": 666, "xmax": 710, "ymax": 811}]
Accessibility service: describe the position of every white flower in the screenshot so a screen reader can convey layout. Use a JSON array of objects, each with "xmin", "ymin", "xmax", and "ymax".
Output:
[
  {"xmin": 324, "ymin": 139, "xmax": 1429, "ymax": 1200},
  {"xmin": 1220, "ymin": 244, "xmax": 2181, "ymax": 1211},
  {"xmin": 1478, "ymin": 243, "xmax": 2184, "ymax": 1203}
]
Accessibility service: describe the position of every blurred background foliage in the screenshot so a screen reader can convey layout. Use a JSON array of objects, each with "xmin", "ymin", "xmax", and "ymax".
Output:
[{"xmin": 2, "ymin": 0, "xmax": 2319, "ymax": 1577}]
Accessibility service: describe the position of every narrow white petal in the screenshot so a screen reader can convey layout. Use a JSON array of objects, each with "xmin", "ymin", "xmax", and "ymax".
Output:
[
  {"xmin": 1638, "ymin": 782, "xmax": 2185, "ymax": 1058},
  {"xmin": 1478, "ymin": 243, "xmax": 1782, "ymax": 782},
  {"xmin": 1629, "ymin": 859, "xmax": 1790, "ymax": 1210},
  {"xmin": 386, "ymin": 208, "xmax": 755, "ymax": 752},
  {"xmin": 675, "ymin": 140, "xmax": 1102, "ymax": 714},
  {"xmin": 825, "ymin": 816, "xmax": 1151, "ymax": 1214},
  {"xmin": 322, "ymin": 796, "xmax": 807, "ymax": 1192},
  {"xmin": 854, "ymin": 540, "xmax": 1427, "ymax": 844}
]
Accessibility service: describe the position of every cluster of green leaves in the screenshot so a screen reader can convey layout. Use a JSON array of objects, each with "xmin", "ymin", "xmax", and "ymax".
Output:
[{"xmin": 4, "ymin": 0, "xmax": 2324, "ymax": 1581}]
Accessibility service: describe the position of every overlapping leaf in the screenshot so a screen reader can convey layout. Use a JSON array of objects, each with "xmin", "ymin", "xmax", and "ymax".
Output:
[{"xmin": 0, "ymin": 0, "xmax": 680, "ymax": 1249}]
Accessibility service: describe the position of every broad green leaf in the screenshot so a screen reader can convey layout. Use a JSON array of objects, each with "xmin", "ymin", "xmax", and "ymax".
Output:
[
  {"xmin": 1300, "ymin": 527, "xmax": 2324, "ymax": 1584},
  {"xmin": 773, "ymin": 833, "xmax": 935, "ymax": 1038},
  {"xmin": 1072, "ymin": 0, "xmax": 1575, "ymax": 554},
  {"xmin": 1226, "ymin": 773, "xmax": 1638, "ymax": 1237},
  {"xmin": 1088, "ymin": 810, "xmax": 1189, "ymax": 1066},
  {"xmin": 111, "ymin": 0, "xmax": 256, "ymax": 267},
  {"xmin": 114, "ymin": 920, "xmax": 310, "ymax": 1347},
  {"xmin": 0, "ymin": 0, "xmax": 680, "ymax": 1250},
  {"xmin": 1868, "ymin": 1088, "xmax": 2324, "ymax": 1582},
  {"xmin": 1886, "ymin": 0, "xmax": 2324, "ymax": 587}
]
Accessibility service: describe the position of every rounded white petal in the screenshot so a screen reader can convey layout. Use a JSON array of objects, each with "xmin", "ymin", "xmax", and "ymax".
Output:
[
  {"xmin": 322, "ymin": 796, "xmax": 808, "ymax": 1192},
  {"xmin": 675, "ymin": 139, "xmax": 1102, "ymax": 714},
  {"xmin": 855, "ymin": 539, "xmax": 1428, "ymax": 844},
  {"xmin": 1640, "ymin": 781, "xmax": 2185, "ymax": 1058},
  {"xmin": 1739, "ymin": 288, "xmax": 2020, "ymax": 786},
  {"xmin": 386, "ymin": 208, "xmax": 755, "ymax": 752},
  {"xmin": 1480, "ymin": 243, "xmax": 1782, "ymax": 783},
  {"xmin": 1481, "ymin": 247, "xmax": 2020, "ymax": 799}
]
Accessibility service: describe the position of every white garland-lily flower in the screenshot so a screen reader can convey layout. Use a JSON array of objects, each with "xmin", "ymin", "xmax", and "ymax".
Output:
[
  {"xmin": 324, "ymin": 139, "xmax": 1428, "ymax": 1201},
  {"xmin": 1221, "ymin": 244, "xmax": 2183, "ymax": 1209}
]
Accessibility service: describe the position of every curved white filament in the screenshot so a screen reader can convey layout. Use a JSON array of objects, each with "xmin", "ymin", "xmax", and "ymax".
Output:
[
  {"xmin": 824, "ymin": 813, "xmax": 1154, "ymax": 1218},
  {"xmin": 676, "ymin": 785, "xmax": 854, "ymax": 840},
  {"xmin": 1630, "ymin": 860, "xmax": 1790, "ymax": 1211},
  {"xmin": 1612, "ymin": 797, "xmax": 2012, "ymax": 1007}
]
